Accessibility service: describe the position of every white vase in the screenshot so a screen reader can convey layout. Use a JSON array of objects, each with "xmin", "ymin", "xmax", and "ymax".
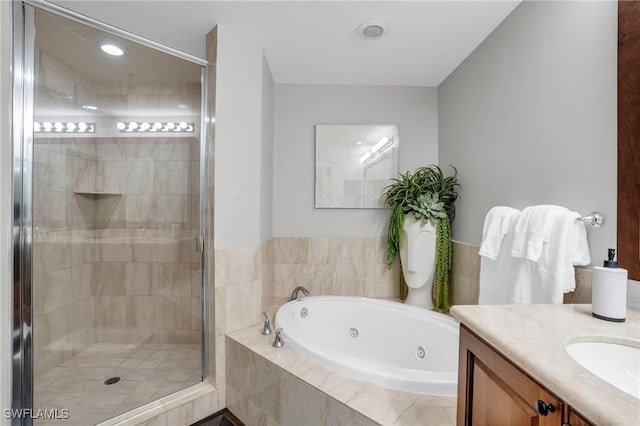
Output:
[{"xmin": 400, "ymin": 215, "xmax": 436, "ymax": 310}]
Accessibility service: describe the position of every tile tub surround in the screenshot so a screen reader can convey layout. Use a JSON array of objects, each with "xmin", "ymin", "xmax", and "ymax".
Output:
[
  {"xmin": 226, "ymin": 327, "xmax": 457, "ymax": 426},
  {"xmin": 268, "ymin": 237, "xmax": 399, "ymax": 300},
  {"xmin": 450, "ymin": 304, "xmax": 640, "ymax": 425}
]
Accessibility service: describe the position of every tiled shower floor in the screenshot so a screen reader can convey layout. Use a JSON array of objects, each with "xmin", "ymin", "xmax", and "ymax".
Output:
[{"xmin": 34, "ymin": 343, "xmax": 201, "ymax": 426}]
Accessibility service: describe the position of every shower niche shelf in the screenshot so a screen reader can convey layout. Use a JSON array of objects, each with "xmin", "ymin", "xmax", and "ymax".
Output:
[{"xmin": 73, "ymin": 190, "xmax": 122, "ymax": 196}]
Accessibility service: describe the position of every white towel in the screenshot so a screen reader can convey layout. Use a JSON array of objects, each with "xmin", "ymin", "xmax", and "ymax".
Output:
[
  {"xmin": 509, "ymin": 207, "xmax": 591, "ymax": 304},
  {"xmin": 479, "ymin": 206, "xmax": 521, "ymax": 260},
  {"xmin": 478, "ymin": 207, "xmax": 521, "ymax": 304},
  {"xmin": 511, "ymin": 205, "xmax": 560, "ymax": 262}
]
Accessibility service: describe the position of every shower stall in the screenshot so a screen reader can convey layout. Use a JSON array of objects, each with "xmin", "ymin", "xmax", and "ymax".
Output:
[{"xmin": 12, "ymin": 2, "xmax": 209, "ymax": 425}]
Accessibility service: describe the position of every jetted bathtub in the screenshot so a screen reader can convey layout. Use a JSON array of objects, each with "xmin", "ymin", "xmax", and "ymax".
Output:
[{"xmin": 274, "ymin": 296, "xmax": 459, "ymax": 396}]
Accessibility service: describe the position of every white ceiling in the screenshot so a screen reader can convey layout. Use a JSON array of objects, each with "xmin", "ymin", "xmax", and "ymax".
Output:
[{"xmin": 51, "ymin": 0, "xmax": 521, "ymax": 87}]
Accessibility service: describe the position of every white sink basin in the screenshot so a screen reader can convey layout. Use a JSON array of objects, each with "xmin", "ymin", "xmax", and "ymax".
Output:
[{"xmin": 566, "ymin": 341, "xmax": 640, "ymax": 399}]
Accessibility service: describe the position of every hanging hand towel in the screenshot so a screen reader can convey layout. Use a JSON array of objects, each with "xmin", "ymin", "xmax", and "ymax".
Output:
[
  {"xmin": 510, "ymin": 206, "xmax": 591, "ymax": 303},
  {"xmin": 479, "ymin": 207, "xmax": 521, "ymax": 304},
  {"xmin": 479, "ymin": 206, "xmax": 521, "ymax": 260},
  {"xmin": 511, "ymin": 205, "xmax": 560, "ymax": 262}
]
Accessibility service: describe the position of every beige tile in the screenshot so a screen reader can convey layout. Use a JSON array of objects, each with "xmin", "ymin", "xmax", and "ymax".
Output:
[
  {"xmin": 158, "ymin": 296, "xmax": 193, "ymax": 331},
  {"xmin": 157, "ymin": 141, "xmax": 191, "ymax": 161},
  {"xmin": 393, "ymin": 396, "xmax": 456, "ymax": 426},
  {"xmin": 70, "ymin": 238, "xmax": 96, "ymax": 267},
  {"xmin": 157, "ymin": 195, "xmax": 188, "ymax": 224},
  {"xmin": 97, "ymin": 296, "xmax": 127, "ymax": 328},
  {"xmin": 564, "ymin": 267, "xmax": 592, "ymax": 304},
  {"xmin": 125, "ymin": 195, "xmax": 158, "ymax": 225},
  {"xmin": 214, "ymin": 250, "xmax": 228, "ymax": 288},
  {"xmin": 158, "ymin": 263, "xmax": 193, "ymax": 296},
  {"xmin": 158, "ymin": 238, "xmax": 193, "ymax": 263},
  {"xmin": 39, "ymin": 268, "xmax": 72, "ymax": 315},
  {"xmin": 125, "ymin": 159, "xmax": 155, "ymax": 195},
  {"xmin": 308, "ymin": 238, "xmax": 331, "ymax": 264},
  {"xmin": 157, "ymin": 161, "xmax": 189, "ymax": 195},
  {"xmin": 225, "ymin": 281, "xmax": 262, "ymax": 332},
  {"xmin": 71, "ymin": 264, "xmax": 94, "ymax": 302},
  {"xmin": 328, "ymin": 379, "xmax": 420, "ymax": 425},
  {"xmin": 336, "ymin": 264, "xmax": 368, "ymax": 296},
  {"xmin": 273, "ymin": 238, "xmax": 308, "ymax": 264},
  {"xmin": 227, "ymin": 246, "xmax": 260, "ymax": 285},
  {"xmin": 126, "ymin": 296, "xmax": 157, "ymax": 328},
  {"xmin": 96, "ymin": 161, "xmax": 126, "ymax": 193},
  {"xmin": 95, "ymin": 262, "xmax": 126, "ymax": 295},
  {"xmin": 126, "ymin": 262, "xmax": 158, "ymax": 296}
]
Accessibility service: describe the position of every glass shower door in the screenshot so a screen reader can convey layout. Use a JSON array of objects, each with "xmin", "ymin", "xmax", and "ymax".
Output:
[{"xmin": 27, "ymin": 6, "xmax": 206, "ymax": 425}]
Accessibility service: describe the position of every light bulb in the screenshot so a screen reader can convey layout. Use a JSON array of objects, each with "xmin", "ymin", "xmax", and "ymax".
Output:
[{"xmin": 99, "ymin": 43, "xmax": 125, "ymax": 56}]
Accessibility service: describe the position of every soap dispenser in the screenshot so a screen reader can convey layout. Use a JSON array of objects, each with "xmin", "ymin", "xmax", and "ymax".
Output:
[{"xmin": 591, "ymin": 249, "xmax": 628, "ymax": 322}]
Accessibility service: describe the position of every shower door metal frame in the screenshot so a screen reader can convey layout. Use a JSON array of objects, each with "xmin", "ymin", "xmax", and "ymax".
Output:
[
  {"xmin": 11, "ymin": 2, "xmax": 35, "ymax": 424},
  {"xmin": 11, "ymin": 1, "xmax": 211, "ymax": 423}
]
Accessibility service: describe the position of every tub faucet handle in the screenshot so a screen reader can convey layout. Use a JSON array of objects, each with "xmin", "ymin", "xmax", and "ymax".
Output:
[
  {"xmin": 273, "ymin": 328, "xmax": 284, "ymax": 348},
  {"xmin": 261, "ymin": 312, "xmax": 272, "ymax": 335}
]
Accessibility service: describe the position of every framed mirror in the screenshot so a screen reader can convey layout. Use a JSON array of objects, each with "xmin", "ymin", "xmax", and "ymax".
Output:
[{"xmin": 315, "ymin": 124, "xmax": 399, "ymax": 208}]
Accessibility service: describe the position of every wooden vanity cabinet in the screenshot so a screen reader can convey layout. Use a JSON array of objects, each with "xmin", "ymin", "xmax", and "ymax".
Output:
[
  {"xmin": 566, "ymin": 409, "xmax": 591, "ymax": 426},
  {"xmin": 456, "ymin": 324, "xmax": 592, "ymax": 426}
]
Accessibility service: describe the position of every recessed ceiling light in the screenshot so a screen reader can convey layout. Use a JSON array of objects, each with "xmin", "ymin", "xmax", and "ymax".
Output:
[
  {"xmin": 99, "ymin": 42, "xmax": 125, "ymax": 56},
  {"xmin": 357, "ymin": 20, "xmax": 389, "ymax": 39}
]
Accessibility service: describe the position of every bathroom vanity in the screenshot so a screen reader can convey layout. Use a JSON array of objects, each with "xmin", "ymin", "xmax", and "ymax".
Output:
[{"xmin": 450, "ymin": 304, "xmax": 639, "ymax": 426}]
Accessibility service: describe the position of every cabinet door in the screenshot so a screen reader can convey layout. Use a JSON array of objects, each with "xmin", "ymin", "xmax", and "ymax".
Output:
[
  {"xmin": 457, "ymin": 325, "xmax": 564, "ymax": 426},
  {"xmin": 567, "ymin": 408, "xmax": 592, "ymax": 426}
]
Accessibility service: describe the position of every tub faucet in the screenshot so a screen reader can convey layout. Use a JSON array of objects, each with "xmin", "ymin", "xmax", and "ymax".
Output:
[
  {"xmin": 289, "ymin": 286, "xmax": 310, "ymax": 301},
  {"xmin": 273, "ymin": 328, "xmax": 284, "ymax": 348},
  {"xmin": 261, "ymin": 312, "xmax": 272, "ymax": 335}
]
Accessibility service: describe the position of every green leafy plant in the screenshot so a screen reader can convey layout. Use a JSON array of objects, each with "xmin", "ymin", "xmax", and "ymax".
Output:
[{"xmin": 381, "ymin": 165, "xmax": 460, "ymax": 312}]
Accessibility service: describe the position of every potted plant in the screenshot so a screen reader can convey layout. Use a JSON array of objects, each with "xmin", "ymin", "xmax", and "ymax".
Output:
[{"xmin": 381, "ymin": 165, "xmax": 460, "ymax": 312}]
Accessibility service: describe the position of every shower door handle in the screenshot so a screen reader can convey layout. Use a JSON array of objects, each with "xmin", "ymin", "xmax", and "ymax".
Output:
[{"xmin": 195, "ymin": 234, "xmax": 204, "ymax": 253}]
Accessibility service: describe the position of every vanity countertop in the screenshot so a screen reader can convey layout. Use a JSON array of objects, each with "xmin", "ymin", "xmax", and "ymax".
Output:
[{"xmin": 450, "ymin": 304, "xmax": 640, "ymax": 426}]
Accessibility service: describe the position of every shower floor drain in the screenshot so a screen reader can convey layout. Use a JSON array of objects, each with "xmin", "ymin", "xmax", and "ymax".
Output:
[{"xmin": 104, "ymin": 377, "xmax": 121, "ymax": 385}]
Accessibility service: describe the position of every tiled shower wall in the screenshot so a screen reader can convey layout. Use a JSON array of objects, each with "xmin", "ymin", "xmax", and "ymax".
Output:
[
  {"xmin": 33, "ymin": 138, "xmax": 98, "ymax": 377},
  {"xmin": 92, "ymin": 134, "xmax": 201, "ymax": 345},
  {"xmin": 33, "ymin": 49, "xmax": 202, "ymax": 377}
]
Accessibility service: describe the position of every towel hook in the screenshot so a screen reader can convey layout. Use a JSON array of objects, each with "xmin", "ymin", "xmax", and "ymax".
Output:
[{"xmin": 577, "ymin": 211, "xmax": 604, "ymax": 228}]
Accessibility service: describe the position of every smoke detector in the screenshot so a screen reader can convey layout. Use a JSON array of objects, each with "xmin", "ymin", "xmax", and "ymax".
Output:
[{"xmin": 357, "ymin": 20, "xmax": 389, "ymax": 39}]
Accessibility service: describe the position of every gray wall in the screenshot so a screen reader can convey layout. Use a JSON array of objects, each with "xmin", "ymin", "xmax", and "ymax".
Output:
[
  {"xmin": 273, "ymin": 85, "xmax": 438, "ymax": 238},
  {"xmin": 214, "ymin": 25, "xmax": 274, "ymax": 248},
  {"xmin": 438, "ymin": 1, "xmax": 617, "ymax": 263},
  {"xmin": 261, "ymin": 55, "xmax": 274, "ymax": 243}
]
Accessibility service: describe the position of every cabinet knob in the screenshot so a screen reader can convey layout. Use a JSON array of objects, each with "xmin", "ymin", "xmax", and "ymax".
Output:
[{"xmin": 535, "ymin": 400, "xmax": 555, "ymax": 416}]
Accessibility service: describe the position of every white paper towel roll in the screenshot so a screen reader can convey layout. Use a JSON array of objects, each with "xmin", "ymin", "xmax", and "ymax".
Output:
[{"xmin": 592, "ymin": 266, "xmax": 628, "ymax": 321}]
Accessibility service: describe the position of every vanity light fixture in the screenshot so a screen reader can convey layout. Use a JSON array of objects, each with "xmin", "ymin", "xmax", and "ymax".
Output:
[
  {"xmin": 82, "ymin": 105, "xmax": 98, "ymax": 111},
  {"xmin": 99, "ymin": 42, "xmax": 125, "ymax": 57},
  {"xmin": 371, "ymin": 136, "xmax": 392, "ymax": 153},
  {"xmin": 357, "ymin": 20, "xmax": 390, "ymax": 39},
  {"xmin": 116, "ymin": 121, "xmax": 195, "ymax": 133},
  {"xmin": 360, "ymin": 136, "xmax": 394, "ymax": 165},
  {"xmin": 34, "ymin": 121, "xmax": 95, "ymax": 133},
  {"xmin": 359, "ymin": 152, "xmax": 373, "ymax": 164}
]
